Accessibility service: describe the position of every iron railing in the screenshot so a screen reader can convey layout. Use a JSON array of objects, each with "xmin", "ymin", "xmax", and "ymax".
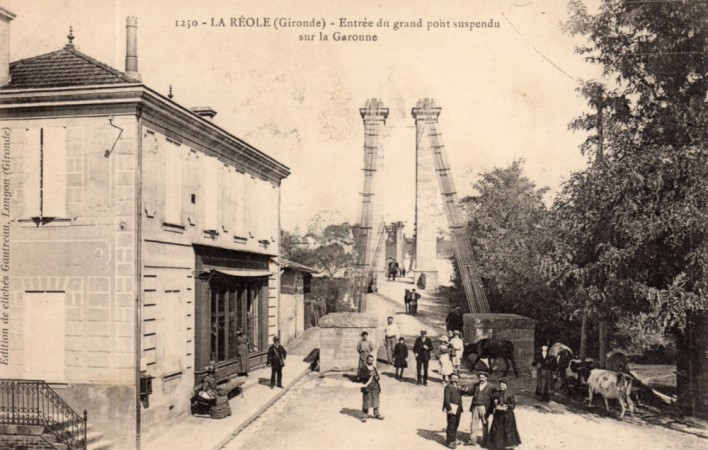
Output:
[{"xmin": 0, "ymin": 379, "xmax": 87, "ymax": 449}]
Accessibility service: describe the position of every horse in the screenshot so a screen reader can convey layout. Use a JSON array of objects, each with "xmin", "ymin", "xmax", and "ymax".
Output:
[
  {"xmin": 549, "ymin": 342, "xmax": 574, "ymax": 391},
  {"xmin": 463, "ymin": 338, "xmax": 519, "ymax": 377}
]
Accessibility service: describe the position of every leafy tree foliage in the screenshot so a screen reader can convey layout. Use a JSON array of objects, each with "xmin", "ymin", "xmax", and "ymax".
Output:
[
  {"xmin": 280, "ymin": 223, "xmax": 356, "ymax": 278},
  {"xmin": 458, "ymin": 161, "xmax": 572, "ymax": 343},
  {"xmin": 550, "ymin": 0, "xmax": 708, "ymax": 343}
]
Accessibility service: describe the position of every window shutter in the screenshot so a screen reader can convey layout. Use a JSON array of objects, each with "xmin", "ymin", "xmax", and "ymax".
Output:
[
  {"xmin": 142, "ymin": 131, "xmax": 161, "ymax": 218},
  {"xmin": 164, "ymin": 144, "xmax": 182, "ymax": 224},
  {"xmin": 203, "ymin": 156, "xmax": 220, "ymax": 231},
  {"xmin": 42, "ymin": 126, "xmax": 67, "ymax": 218},
  {"xmin": 233, "ymin": 171, "xmax": 246, "ymax": 237},
  {"xmin": 221, "ymin": 165, "xmax": 232, "ymax": 233},
  {"xmin": 247, "ymin": 176, "xmax": 257, "ymax": 237},
  {"xmin": 23, "ymin": 128, "xmax": 41, "ymax": 218},
  {"xmin": 270, "ymin": 184, "xmax": 279, "ymax": 241}
]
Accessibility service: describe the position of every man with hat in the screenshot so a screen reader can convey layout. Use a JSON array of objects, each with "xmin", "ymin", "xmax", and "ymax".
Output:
[
  {"xmin": 383, "ymin": 316, "xmax": 400, "ymax": 365},
  {"xmin": 266, "ymin": 336, "xmax": 287, "ymax": 389},
  {"xmin": 413, "ymin": 329, "xmax": 432, "ymax": 386},
  {"xmin": 410, "ymin": 288, "xmax": 421, "ymax": 316},
  {"xmin": 450, "ymin": 330, "xmax": 464, "ymax": 374},
  {"xmin": 442, "ymin": 373, "xmax": 465, "ymax": 448},
  {"xmin": 467, "ymin": 371, "xmax": 493, "ymax": 446}
]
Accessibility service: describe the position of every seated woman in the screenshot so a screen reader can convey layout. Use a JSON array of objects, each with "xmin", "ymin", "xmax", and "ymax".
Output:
[{"xmin": 195, "ymin": 365, "xmax": 219, "ymax": 404}]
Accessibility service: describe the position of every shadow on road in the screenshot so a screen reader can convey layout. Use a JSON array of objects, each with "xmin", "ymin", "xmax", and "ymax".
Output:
[
  {"xmin": 257, "ymin": 378, "xmax": 271, "ymax": 386},
  {"xmin": 516, "ymin": 383, "xmax": 708, "ymax": 440},
  {"xmin": 341, "ymin": 373, "xmax": 361, "ymax": 383},
  {"xmin": 380, "ymin": 371, "xmax": 418, "ymax": 385},
  {"xmin": 416, "ymin": 428, "xmax": 447, "ymax": 447},
  {"xmin": 340, "ymin": 408, "xmax": 364, "ymax": 421}
]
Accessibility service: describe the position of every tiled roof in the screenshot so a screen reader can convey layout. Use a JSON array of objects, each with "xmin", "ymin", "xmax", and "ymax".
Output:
[
  {"xmin": 277, "ymin": 258, "xmax": 320, "ymax": 274},
  {"xmin": 2, "ymin": 44, "xmax": 135, "ymax": 89}
]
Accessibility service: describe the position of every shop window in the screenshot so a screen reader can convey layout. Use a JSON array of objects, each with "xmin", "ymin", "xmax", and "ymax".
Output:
[{"xmin": 208, "ymin": 279, "xmax": 266, "ymax": 364}]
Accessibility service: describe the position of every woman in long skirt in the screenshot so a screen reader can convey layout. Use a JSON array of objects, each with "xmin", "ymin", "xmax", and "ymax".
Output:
[
  {"xmin": 393, "ymin": 337, "xmax": 409, "ymax": 380},
  {"xmin": 357, "ymin": 331, "xmax": 374, "ymax": 381},
  {"xmin": 361, "ymin": 355, "xmax": 384, "ymax": 422},
  {"xmin": 235, "ymin": 330, "xmax": 250, "ymax": 376},
  {"xmin": 487, "ymin": 378, "xmax": 522, "ymax": 450},
  {"xmin": 438, "ymin": 336, "xmax": 454, "ymax": 383}
]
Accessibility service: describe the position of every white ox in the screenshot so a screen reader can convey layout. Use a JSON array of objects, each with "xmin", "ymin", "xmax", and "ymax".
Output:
[{"xmin": 587, "ymin": 368, "xmax": 635, "ymax": 420}]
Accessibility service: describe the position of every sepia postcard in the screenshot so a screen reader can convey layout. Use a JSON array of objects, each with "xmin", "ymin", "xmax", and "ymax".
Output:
[{"xmin": 0, "ymin": 0, "xmax": 705, "ymax": 449}]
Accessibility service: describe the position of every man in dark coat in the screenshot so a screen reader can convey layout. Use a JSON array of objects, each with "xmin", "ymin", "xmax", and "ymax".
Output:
[
  {"xmin": 413, "ymin": 329, "xmax": 432, "ymax": 386},
  {"xmin": 446, "ymin": 306, "xmax": 464, "ymax": 335},
  {"xmin": 410, "ymin": 288, "xmax": 421, "ymax": 316},
  {"xmin": 266, "ymin": 336, "xmax": 287, "ymax": 389},
  {"xmin": 443, "ymin": 373, "xmax": 465, "ymax": 448}
]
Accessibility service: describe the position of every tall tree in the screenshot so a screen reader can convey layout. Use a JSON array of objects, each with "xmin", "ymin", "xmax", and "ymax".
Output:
[
  {"xmin": 553, "ymin": 0, "xmax": 708, "ymax": 362},
  {"xmin": 460, "ymin": 161, "xmax": 567, "ymax": 341}
]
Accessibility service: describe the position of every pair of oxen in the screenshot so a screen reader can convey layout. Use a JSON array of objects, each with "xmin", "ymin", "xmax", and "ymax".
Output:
[{"xmin": 462, "ymin": 339, "xmax": 639, "ymax": 420}]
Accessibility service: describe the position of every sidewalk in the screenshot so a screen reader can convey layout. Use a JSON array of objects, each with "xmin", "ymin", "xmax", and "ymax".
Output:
[{"xmin": 143, "ymin": 327, "xmax": 320, "ymax": 450}]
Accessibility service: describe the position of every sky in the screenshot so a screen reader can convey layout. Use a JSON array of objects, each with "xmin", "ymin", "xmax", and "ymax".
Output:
[{"xmin": 4, "ymin": 0, "xmax": 603, "ymax": 232}]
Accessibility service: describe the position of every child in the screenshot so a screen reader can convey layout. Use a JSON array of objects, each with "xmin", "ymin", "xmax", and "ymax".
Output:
[{"xmin": 393, "ymin": 337, "xmax": 409, "ymax": 380}]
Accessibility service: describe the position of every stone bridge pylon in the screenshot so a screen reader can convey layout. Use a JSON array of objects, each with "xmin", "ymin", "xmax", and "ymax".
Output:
[{"xmin": 353, "ymin": 98, "xmax": 490, "ymax": 314}]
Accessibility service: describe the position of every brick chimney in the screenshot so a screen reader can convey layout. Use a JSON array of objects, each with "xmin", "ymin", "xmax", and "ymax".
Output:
[
  {"xmin": 0, "ymin": 7, "xmax": 16, "ymax": 87},
  {"xmin": 124, "ymin": 16, "xmax": 140, "ymax": 81}
]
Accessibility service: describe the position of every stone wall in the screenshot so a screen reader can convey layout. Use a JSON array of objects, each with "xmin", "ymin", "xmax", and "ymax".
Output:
[
  {"xmin": 463, "ymin": 313, "xmax": 535, "ymax": 373},
  {"xmin": 0, "ymin": 425, "xmax": 66, "ymax": 449},
  {"xmin": 318, "ymin": 313, "xmax": 379, "ymax": 373}
]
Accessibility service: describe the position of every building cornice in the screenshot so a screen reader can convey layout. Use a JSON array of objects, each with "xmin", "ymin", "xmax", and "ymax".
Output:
[{"xmin": 0, "ymin": 83, "xmax": 291, "ymax": 182}]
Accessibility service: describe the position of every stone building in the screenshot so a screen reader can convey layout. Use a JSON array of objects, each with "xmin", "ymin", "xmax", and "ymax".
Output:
[
  {"xmin": 0, "ymin": 12, "xmax": 289, "ymax": 448},
  {"xmin": 277, "ymin": 258, "xmax": 318, "ymax": 346}
]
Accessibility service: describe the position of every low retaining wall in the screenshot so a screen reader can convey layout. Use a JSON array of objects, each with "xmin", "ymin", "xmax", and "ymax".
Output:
[
  {"xmin": 463, "ymin": 313, "xmax": 535, "ymax": 373},
  {"xmin": 318, "ymin": 313, "xmax": 379, "ymax": 373}
]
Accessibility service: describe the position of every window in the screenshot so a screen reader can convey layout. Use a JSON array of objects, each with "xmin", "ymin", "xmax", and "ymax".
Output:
[
  {"xmin": 208, "ymin": 279, "xmax": 266, "ymax": 363},
  {"xmin": 24, "ymin": 127, "xmax": 67, "ymax": 219}
]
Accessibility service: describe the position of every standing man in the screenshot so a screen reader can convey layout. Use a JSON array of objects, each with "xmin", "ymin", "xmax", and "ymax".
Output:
[
  {"xmin": 411, "ymin": 288, "xmax": 421, "ymax": 316},
  {"xmin": 446, "ymin": 306, "xmax": 464, "ymax": 335},
  {"xmin": 383, "ymin": 316, "xmax": 399, "ymax": 365},
  {"xmin": 404, "ymin": 289, "xmax": 412, "ymax": 315},
  {"xmin": 413, "ymin": 329, "xmax": 432, "ymax": 386},
  {"xmin": 266, "ymin": 336, "xmax": 287, "ymax": 389},
  {"xmin": 468, "ymin": 371, "xmax": 493, "ymax": 446},
  {"xmin": 442, "ymin": 373, "xmax": 465, "ymax": 449},
  {"xmin": 450, "ymin": 330, "xmax": 464, "ymax": 374}
]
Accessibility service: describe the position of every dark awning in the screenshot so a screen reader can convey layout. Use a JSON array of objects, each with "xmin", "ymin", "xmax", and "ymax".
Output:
[{"xmin": 205, "ymin": 268, "xmax": 273, "ymax": 278}]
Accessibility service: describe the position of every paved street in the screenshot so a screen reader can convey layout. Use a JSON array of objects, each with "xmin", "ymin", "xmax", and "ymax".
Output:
[{"xmin": 223, "ymin": 278, "xmax": 708, "ymax": 450}]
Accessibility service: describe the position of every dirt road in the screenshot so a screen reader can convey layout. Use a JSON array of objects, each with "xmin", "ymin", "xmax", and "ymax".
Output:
[{"xmin": 223, "ymin": 279, "xmax": 707, "ymax": 450}]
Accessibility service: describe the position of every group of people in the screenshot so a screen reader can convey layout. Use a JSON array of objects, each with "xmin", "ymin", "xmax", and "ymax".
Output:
[
  {"xmin": 404, "ymin": 288, "xmax": 422, "ymax": 315},
  {"xmin": 356, "ymin": 319, "xmax": 521, "ymax": 449},
  {"xmin": 444, "ymin": 372, "xmax": 522, "ymax": 449},
  {"xmin": 387, "ymin": 261, "xmax": 406, "ymax": 281},
  {"xmin": 438, "ymin": 330, "xmax": 465, "ymax": 382}
]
